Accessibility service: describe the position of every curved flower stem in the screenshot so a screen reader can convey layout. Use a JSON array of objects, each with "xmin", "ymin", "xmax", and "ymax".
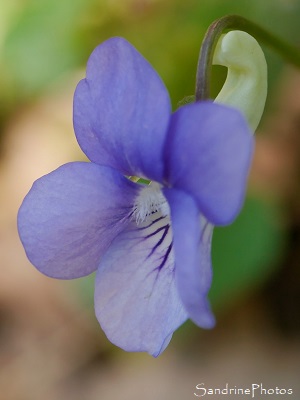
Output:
[{"xmin": 196, "ymin": 14, "xmax": 300, "ymax": 101}]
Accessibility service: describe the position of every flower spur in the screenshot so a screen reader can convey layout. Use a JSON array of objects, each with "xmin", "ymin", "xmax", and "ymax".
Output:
[{"xmin": 18, "ymin": 36, "xmax": 258, "ymax": 356}]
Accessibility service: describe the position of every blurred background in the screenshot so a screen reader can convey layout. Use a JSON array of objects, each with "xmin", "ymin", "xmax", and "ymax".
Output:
[{"xmin": 0, "ymin": 0, "xmax": 300, "ymax": 399}]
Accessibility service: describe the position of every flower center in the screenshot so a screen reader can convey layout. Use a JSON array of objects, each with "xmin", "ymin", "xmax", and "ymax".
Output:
[{"xmin": 132, "ymin": 182, "xmax": 170, "ymax": 224}]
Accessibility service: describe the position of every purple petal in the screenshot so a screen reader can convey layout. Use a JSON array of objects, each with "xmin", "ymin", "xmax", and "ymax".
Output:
[
  {"xmin": 94, "ymin": 211, "xmax": 188, "ymax": 357},
  {"xmin": 163, "ymin": 188, "xmax": 215, "ymax": 328},
  {"xmin": 18, "ymin": 162, "xmax": 139, "ymax": 279},
  {"xmin": 164, "ymin": 101, "xmax": 254, "ymax": 225},
  {"xmin": 74, "ymin": 37, "xmax": 171, "ymax": 181}
]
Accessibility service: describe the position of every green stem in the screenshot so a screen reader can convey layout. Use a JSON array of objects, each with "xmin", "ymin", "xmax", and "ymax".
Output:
[{"xmin": 196, "ymin": 14, "xmax": 300, "ymax": 101}]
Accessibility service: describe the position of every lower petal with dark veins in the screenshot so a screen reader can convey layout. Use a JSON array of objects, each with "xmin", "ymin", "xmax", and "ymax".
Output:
[{"xmin": 94, "ymin": 211, "xmax": 188, "ymax": 357}]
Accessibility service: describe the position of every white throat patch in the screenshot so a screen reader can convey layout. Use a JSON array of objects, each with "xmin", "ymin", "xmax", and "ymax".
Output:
[{"xmin": 132, "ymin": 182, "xmax": 170, "ymax": 224}]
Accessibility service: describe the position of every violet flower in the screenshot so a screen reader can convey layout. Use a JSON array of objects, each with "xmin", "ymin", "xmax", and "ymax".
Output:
[{"xmin": 18, "ymin": 37, "xmax": 254, "ymax": 356}]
